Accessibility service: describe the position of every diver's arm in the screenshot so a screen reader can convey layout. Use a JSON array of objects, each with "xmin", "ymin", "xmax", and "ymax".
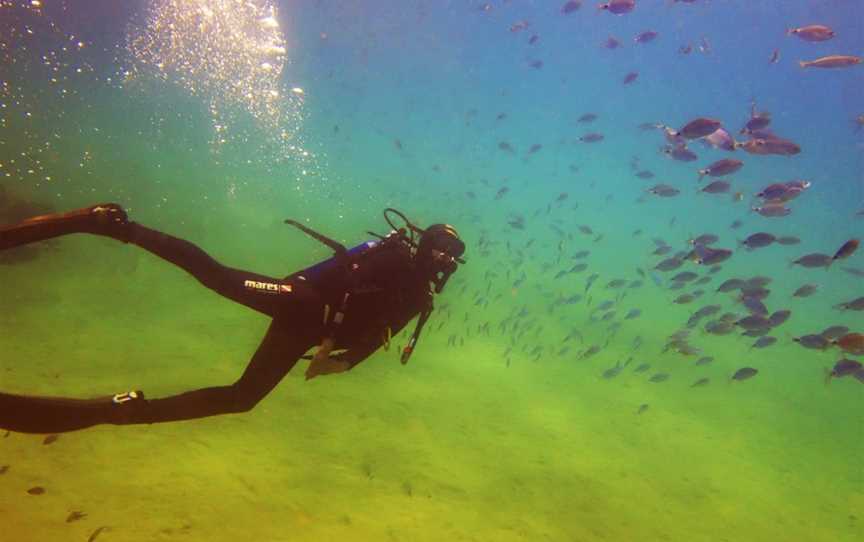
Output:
[
  {"xmin": 304, "ymin": 341, "xmax": 379, "ymax": 380},
  {"xmin": 333, "ymin": 341, "xmax": 381, "ymax": 369},
  {"xmin": 304, "ymin": 312, "xmax": 424, "ymax": 379},
  {"xmin": 305, "ymin": 281, "xmax": 430, "ymax": 380}
]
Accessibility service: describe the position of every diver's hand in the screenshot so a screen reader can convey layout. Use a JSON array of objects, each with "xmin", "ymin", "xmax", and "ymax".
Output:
[{"xmin": 305, "ymin": 353, "xmax": 350, "ymax": 380}]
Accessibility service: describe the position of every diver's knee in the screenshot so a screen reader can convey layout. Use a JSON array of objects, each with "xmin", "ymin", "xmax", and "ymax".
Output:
[{"xmin": 228, "ymin": 390, "xmax": 262, "ymax": 413}]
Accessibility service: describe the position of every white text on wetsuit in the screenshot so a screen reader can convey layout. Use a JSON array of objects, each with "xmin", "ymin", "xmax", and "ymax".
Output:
[{"xmin": 244, "ymin": 280, "xmax": 291, "ymax": 294}]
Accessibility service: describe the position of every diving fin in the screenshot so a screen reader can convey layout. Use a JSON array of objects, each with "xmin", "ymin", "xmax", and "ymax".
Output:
[
  {"xmin": 0, "ymin": 389, "xmax": 147, "ymax": 433},
  {"xmin": 0, "ymin": 203, "xmax": 131, "ymax": 251}
]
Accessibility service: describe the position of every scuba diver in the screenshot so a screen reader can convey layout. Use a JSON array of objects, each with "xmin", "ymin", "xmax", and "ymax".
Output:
[{"xmin": 0, "ymin": 203, "xmax": 465, "ymax": 434}]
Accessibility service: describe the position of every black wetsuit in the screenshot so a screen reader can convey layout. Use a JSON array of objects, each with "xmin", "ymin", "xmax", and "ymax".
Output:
[{"xmin": 0, "ymin": 221, "xmax": 433, "ymax": 433}]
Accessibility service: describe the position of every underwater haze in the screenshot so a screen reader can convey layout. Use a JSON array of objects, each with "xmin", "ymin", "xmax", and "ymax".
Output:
[{"xmin": 1, "ymin": 0, "xmax": 863, "ymax": 540}]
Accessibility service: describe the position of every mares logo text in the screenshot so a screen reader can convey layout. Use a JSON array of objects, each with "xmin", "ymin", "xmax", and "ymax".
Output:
[{"xmin": 244, "ymin": 280, "xmax": 292, "ymax": 294}]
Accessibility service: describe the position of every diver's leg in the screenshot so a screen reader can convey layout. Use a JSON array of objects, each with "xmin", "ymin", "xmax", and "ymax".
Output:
[
  {"xmin": 0, "ymin": 202, "xmax": 294, "ymax": 316},
  {"xmin": 114, "ymin": 318, "xmax": 314, "ymax": 425},
  {"xmin": 126, "ymin": 222, "xmax": 294, "ymax": 316},
  {"xmin": 0, "ymin": 319, "xmax": 313, "ymax": 433}
]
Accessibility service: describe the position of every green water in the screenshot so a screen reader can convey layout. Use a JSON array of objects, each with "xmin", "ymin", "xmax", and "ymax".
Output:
[{"xmin": 1, "ymin": 159, "xmax": 861, "ymax": 541}]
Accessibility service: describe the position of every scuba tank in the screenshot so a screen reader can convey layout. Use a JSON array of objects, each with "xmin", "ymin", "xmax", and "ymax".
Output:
[
  {"xmin": 283, "ymin": 218, "xmax": 386, "ymax": 284},
  {"xmin": 295, "ymin": 239, "xmax": 379, "ymax": 284}
]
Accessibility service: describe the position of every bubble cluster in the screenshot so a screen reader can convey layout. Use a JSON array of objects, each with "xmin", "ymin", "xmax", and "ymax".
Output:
[
  {"xmin": 126, "ymin": 0, "xmax": 308, "ymax": 164},
  {"xmin": 0, "ymin": 0, "xmax": 108, "ymax": 187}
]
